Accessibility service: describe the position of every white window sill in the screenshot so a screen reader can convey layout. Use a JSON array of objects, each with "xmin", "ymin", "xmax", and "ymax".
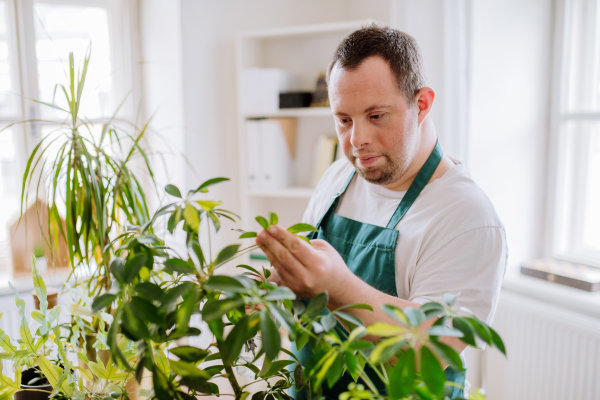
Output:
[{"xmin": 502, "ymin": 269, "xmax": 600, "ymax": 320}]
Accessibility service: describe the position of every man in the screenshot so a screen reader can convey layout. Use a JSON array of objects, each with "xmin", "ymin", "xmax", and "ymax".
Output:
[{"xmin": 256, "ymin": 24, "xmax": 507, "ymax": 400}]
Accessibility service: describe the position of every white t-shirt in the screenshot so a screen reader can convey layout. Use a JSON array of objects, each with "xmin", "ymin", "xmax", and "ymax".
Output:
[{"xmin": 303, "ymin": 158, "xmax": 507, "ymax": 324}]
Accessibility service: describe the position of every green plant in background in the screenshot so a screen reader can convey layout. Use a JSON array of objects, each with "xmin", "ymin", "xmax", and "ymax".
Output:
[
  {"xmin": 0, "ymin": 258, "xmax": 134, "ymax": 400},
  {"xmin": 33, "ymin": 245, "xmax": 45, "ymax": 259},
  {"xmin": 14, "ymin": 47, "xmax": 155, "ymax": 299},
  {"xmin": 88, "ymin": 179, "xmax": 505, "ymax": 400}
]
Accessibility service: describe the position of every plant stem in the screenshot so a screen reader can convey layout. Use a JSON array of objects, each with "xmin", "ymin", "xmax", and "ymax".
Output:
[
  {"xmin": 296, "ymin": 323, "xmax": 381, "ymax": 394},
  {"xmin": 224, "ymin": 364, "xmax": 243, "ymax": 400}
]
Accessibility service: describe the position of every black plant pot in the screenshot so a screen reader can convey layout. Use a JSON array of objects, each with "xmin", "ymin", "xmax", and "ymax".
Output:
[{"xmin": 15, "ymin": 367, "xmax": 52, "ymax": 400}]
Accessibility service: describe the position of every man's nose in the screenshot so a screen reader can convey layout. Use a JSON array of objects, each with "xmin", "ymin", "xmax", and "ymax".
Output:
[{"xmin": 350, "ymin": 121, "xmax": 373, "ymax": 149}]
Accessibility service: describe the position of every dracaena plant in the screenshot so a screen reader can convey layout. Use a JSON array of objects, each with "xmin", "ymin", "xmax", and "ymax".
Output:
[
  {"xmin": 0, "ymin": 259, "xmax": 134, "ymax": 400},
  {"xmin": 13, "ymin": 48, "xmax": 156, "ymax": 302},
  {"xmin": 90, "ymin": 180, "xmax": 505, "ymax": 400}
]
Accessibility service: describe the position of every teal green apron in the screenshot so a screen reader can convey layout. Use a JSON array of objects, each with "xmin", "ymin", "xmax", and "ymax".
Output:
[{"xmin": 290, "ymin": 141, "xmax": 465, "ymax": 400}]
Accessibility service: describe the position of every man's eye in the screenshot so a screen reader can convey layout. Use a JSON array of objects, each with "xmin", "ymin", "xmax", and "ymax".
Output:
[
  {"xmin": 339, "ymin": 119, "xmax": 351, "ymax": 124},
  {"xmin": 371, "ymin": 114, "xmax": 383, "ymax": 120}
]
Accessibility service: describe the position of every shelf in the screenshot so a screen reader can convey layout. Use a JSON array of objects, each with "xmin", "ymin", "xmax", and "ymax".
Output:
[
  {"xmin": 243, "ymin": 107, "xmax": 332, "ymax": 119},
  {"xmin": 248, "ymin": 187, "xmax": 314, "ymax": 199},
  {"xmin": 239, "ymin": 20, "xmax": 373, "ymax": 40}
]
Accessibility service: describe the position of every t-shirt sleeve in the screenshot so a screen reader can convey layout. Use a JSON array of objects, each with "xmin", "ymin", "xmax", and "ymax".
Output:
[{"xmin": 408, "ymin": 226, "xmax": 507, "ymax": 325}]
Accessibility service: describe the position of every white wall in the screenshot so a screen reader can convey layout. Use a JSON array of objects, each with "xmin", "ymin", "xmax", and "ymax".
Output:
[{"xmin": 469, "ymin": 0, "xmax": 553, "ymax": 271}]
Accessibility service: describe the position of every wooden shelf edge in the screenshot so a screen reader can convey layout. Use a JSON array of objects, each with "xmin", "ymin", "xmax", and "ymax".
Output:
[
  {"xmin": 248, "ymin": 187, "xmax": 314, "ymax": 199},
  {"xmin": 243, "ymin": 107, "xmax": 332, "ymax": 119}
]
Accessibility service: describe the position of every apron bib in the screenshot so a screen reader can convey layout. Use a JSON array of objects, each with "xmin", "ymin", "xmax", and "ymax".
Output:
[{"xmin": 290, "ymin": 141, "xmax": 465, "ymax": 400}]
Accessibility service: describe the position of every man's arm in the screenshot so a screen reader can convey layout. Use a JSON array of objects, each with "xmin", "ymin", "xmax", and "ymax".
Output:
[{"xmin": 255, "ymin": 225, "xmax": 467, "ymax": 353}]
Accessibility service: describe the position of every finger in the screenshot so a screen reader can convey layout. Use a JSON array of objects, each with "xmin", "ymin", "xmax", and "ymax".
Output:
[
  {"xmin": 263, "ymin": 236, "xmax": 306, "ymax": 286},
  {"xmin": 267, "ymin": 225, "xmax": 322, "ymax": 267},
  {"xmin": 258, "ymin": 229, "xmax": 307, "ymax": 279}
]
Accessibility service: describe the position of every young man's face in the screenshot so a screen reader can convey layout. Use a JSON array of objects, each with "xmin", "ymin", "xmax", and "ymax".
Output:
[{"xmin": 329, "ymin": 56, "xmax": 421, "ymax": 187}]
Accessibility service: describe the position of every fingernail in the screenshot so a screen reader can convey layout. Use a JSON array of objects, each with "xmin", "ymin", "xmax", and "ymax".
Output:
[
  {"xmin": 258, "ymin": 230, "xmax": 267, "ymax": 240},
  {"xmin": 268, "ymin": 226, "xmax": 277, "ymax": 235}
]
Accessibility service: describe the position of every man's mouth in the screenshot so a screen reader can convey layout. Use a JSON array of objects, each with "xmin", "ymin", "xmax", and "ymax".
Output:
[{"xmin": 355, "ymin": 155, "xmax": 381, "ymax": 166}]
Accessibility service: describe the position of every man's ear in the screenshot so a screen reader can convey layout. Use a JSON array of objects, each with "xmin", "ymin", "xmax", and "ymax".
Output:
[{"xmin": 414, "ymin": 87, "xmax": 435, "ymax": 126}]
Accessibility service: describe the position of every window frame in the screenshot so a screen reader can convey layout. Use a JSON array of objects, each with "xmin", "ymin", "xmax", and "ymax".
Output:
[{"xmin": 546, "ymin": 0, "xmax": 600, "ymax": 267}]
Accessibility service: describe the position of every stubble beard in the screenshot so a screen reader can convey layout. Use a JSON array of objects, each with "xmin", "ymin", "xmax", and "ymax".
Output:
[{"xmin": 351, "ymin": 151, "xmax": 409, "ymax": 186}]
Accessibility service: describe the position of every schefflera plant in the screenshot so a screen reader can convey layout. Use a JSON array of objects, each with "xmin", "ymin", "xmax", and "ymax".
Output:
[{"xmin": 91, "ymin": 179, "xmax": 506, "ymax": 400}]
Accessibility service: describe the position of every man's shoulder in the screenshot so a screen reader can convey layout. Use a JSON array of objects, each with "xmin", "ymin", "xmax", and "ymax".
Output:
[{"xmin": 416, "ymin": 164, "xmax": 504, "ymax": 232}]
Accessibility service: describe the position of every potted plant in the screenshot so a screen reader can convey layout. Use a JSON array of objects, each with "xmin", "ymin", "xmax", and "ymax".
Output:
[
  {"xmin": 0, "ymin": 259, "xmax": 134, "ymax": 400},
  {"xmin": 8, "ymin": 48, "xmax": 159, "ymax": 397},
  {"xmin": 88, "ymin": 180, "xmax": 506, "ymax": 400}
]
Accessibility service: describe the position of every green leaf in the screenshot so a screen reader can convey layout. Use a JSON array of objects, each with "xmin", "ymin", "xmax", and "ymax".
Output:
[
  {"xmin": 135, "ymin": 282, "xmax": 164, "ymax": 301},
  {"xmin": 443, "ymin": 293, "xmax": 460, "ymax": 307},
  {"xmin": 382, "ymin": 304, "xmax": 409, "ymax": 325},
  {"xmin": 403, "ymin": 307, "xmax": 425, "ymax": 327},
  {"xmin": 196, "ymin": 200, "xmax": 223, "ymax": 212},
  {"xmin": 125, "ymin": 253, "xmax": 148, "ymax": 283},
  {"xmin": 31, "ymin": 256, "xmax": 48, "ymax": 315},
  {"xmin": 389, "ymin": 348, "xmax": 416, "ymax": 399},
  {"xmin": 201, "ymin": 297, "xmax": 245, "ymax": 322},
  {"xmin": 370, "ymin": 336, "xmax": 406, "ymax": 364},
  {"xmin": 164, "ymin": 258, "xmax": 195, "ymax": 274},
  {"xmin": 183, "ymin": 203, "xmax": 200, "ymax": 233},
  {"xmin": 453, "ymin": 317, "xmax": 477, "ymax": 346},
  {"xmin": 121, "ymin": 302, "xmax": 150, "ymax": 340},
  {"xmin": 260, "ymin": 310, "xmax": 280, "ymax": 361},
  {"xmin": 176, "ymin": 289, "xmax": 199, "ymax": 332},
  {"xmin": 131, "ymin": 296, "xmax": 164, "ymax": 326},
  {"xmin": 168, "ymin": 206, "xmax": 182, "ymax": 233},
  {"xmin": 366, "ymin": 323, "xmax": 406, "ymax": 337},
  {"xmin": 240, "ymin": 231, "xmax": 258, "ymax": 239},
  {"xmin": 420, "ymin": 346, "xmax": 445, "ymax": 399},
  {"xmin": 265, "ymin": 286, "xmax": 296, "ymax": 301},
  {"xmin": 427, "ymin": 326, "xmax": 464, "ymax": 338},
  {"xmin": 490, "ymin": 326, "xmax": 506, "ymax": 355},
  {"xmin": 161, "ymin": 281, "xmax": 196, "ymax": 311},
  {"xmin": 305, "ymin": 292, "xmax": 328, "ymax": 316},
  {"xmin": 326, "ymin": 352, "xmax": 344, "ymax": 388},
  {"xmin": 110, "ymin": 258, "xmax": 125, "ymax": 283},
  {"xmin": 171, "ymin": 346, "xmax": 210, "ymax": 363},
  {"xmin": 165, "ymin": 184, "xmax": 182, "ymax": 198},
  {"xmin": 269, "ymin": 212, "xmax": 278, "ymax": 226},
  {"xmin": 195, "ymin": 177, "xmax": 229, "ymax": 193},
  {"xmin": 191, "ymin": 241, "xmax": 205, "ymax": 267},
  {"xmin": 92, "ymin": 293, "xmax": 117, "ymax": 313},
  {"xmin": 320, "ymin": 313, "xmax": 337, "ymax": 332},
  {"xmin": 255, "ymin": 216, "xmax": 269, "ymax": 230},
  {"xmin": 179, "ymin": 377, "xmax": 219, "ymax": 395},
  {"xmin": 333, "ymin": 311, "xmax": 364, "ymax": 327},
  {"xmin": 204, "ymin": 275, "xmax": 247, "ymax": 293},
  {"xmin": 169, "ymin": 359, "xmax": 211, "ymax": 380},
  {"xmin": 264, "ymin": 360, "xmax": 294, "ymax": 378},
  {"xmin": 287, "ymin": 223, "xmax": 318, "ymax": 234},
  {"xmin": 427, "ymin": 340, "xmax": 464, "ymax": 371},
  {"xmin": 420, "ymin": 302, "xmax": 446, "ymax": 319},
  {"xmin": 267, "ymin": 303, "xmax": 297, "ymax": 340},
  {"xmin": 295, "ymin": 331, "xmax": 309, "ymax": 351},
  {"xmin": 214, "ymin": 244, "xmax": 240, "ymax": 266},
  {"xmin": 465, "ymin": 317, "xmax": 493, "ymax": 344},
  {"xmin": 222, "ymin": 315, "xmax": 250, "ymax": 365},
  {"xmin": 37, "ymin": 354, "xmax": 72, "ymax": 396}
]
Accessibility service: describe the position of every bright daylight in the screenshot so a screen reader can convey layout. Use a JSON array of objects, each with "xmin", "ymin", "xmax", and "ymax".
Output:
[{"xmin": 0, "ymin": 1, "xmax": 599, "ymax": 400}]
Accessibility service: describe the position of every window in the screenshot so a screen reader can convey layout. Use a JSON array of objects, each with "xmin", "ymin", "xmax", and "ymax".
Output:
[
  {"xmin": 551, "ymin": 0, "xmax": 600, "ymax": 266},
  {"xmin": 0, "ymin": 0, "xmax": 134, "ymax": 273}
]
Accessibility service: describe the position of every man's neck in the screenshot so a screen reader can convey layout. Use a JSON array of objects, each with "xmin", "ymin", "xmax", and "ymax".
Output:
[{"xmin": 382, "ymin": 122, "xmax": 454, "ymax": 192}]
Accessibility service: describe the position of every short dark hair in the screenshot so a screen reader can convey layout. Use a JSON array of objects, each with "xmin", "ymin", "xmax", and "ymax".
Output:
[{"xmin": 326, "ymin": 23, "xmax": 426, "ymax": 104}]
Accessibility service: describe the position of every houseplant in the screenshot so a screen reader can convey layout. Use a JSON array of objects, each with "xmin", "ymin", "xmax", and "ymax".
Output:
[
  {"xmin": 0, "ymin": 259, "xmax": 134, "ymax": 400},
  {"xmin": 7, "ymin": 47, "xmax": 159, "ymax": 395},
  {"xmin": 89, "ymin": 180, "xmax": 505, "ymax": 400}
]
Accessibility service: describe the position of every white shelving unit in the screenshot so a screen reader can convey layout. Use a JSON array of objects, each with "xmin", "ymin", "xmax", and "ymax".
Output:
[{"xmin": 235, "ymin": 20, "xmax": 369, "ymax": 262}]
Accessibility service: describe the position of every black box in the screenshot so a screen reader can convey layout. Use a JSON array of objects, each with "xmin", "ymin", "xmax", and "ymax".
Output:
[{"xmin": 279, "ymin": 92, "xmax": 313, "ymax": 108}]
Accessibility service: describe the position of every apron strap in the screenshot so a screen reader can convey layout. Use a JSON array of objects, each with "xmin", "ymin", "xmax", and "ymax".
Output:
[
  {"xmin": 313, "ymin": 169, "xmax": 356, "ymax": 231},
  {"xmin": 386, "ymin": 140, "xmax": 443, "ymax": 229}
]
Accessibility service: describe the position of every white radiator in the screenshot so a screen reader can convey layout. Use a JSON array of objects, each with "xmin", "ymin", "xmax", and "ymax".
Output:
[{"xmin": 484, "ymin": 290, "xmax": 600, "ymax": 400}]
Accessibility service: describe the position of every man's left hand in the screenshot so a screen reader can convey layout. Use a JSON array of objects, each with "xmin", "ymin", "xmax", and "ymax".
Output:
[{"xmin": 255, "ymin": 225, "xmax": 356, "ymax": 300}]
